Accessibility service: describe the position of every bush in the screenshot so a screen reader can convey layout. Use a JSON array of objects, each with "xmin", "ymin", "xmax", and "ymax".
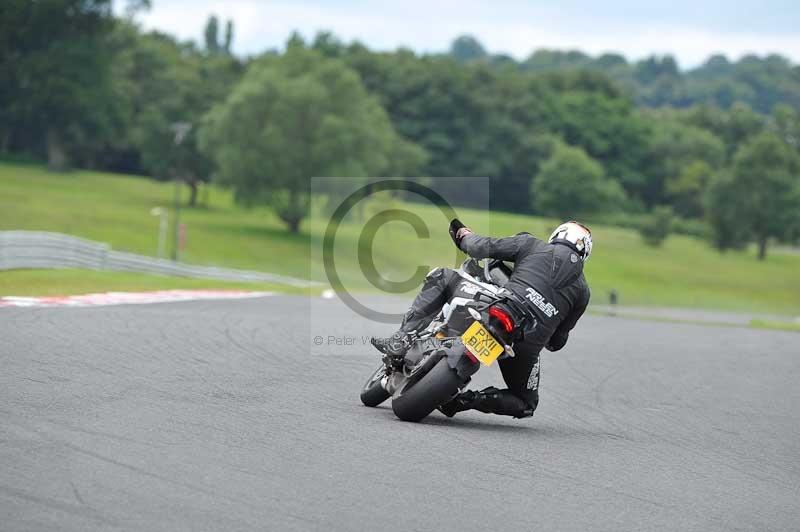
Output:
[{"xmin": 639, "ymin": 206, "xmax": 673, "ymax": 247}]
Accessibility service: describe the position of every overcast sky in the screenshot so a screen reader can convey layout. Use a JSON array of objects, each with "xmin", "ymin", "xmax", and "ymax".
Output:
[{"xmin": 126, "ymin": 0, "xmax": 800, "ymax": 68}]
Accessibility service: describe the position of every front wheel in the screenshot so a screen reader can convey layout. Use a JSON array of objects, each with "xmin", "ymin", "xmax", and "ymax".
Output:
[
  {"xmin": 360, "ymin": 364, "xmax": 391, "ymax": 407},
  {"xmin": 391, "ymin": 358, "xmax": 463, "ymax": 422}
]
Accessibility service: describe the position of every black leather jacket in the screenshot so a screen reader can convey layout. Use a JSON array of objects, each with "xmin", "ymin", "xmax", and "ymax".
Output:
[{"xmin": 460, "ymin": 232, "xmax": 590, "ymax": 352}]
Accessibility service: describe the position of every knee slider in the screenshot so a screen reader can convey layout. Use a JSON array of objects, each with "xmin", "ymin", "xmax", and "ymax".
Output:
[
  {"xmin": 514, "ymin": 406, "xmax": 535, "ymax": 419},
  {"xmin": 518, "ymin": 388, "xmax": 539, "ymax": 415}
]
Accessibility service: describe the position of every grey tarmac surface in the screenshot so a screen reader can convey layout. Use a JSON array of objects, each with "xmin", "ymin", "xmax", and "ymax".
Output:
[{"xmin": 1, "ymin": 294, "xmax": 799, "ymax": 531}]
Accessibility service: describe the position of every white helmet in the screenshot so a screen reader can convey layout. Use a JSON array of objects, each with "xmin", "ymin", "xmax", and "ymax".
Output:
[{"xmin": 548, "ymin": 221, "xmax": 593, "ymax": 262}]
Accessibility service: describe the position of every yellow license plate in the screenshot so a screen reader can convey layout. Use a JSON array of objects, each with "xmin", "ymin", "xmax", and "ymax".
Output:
[{"xmin": 461, "ymin": 321, "xmax": 504, "ymax": 366}]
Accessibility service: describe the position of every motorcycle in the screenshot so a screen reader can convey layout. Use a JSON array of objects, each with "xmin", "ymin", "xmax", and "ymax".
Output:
[{"xmin": 360, "ymin": 257, "xmax": 536, "ymax": 422}]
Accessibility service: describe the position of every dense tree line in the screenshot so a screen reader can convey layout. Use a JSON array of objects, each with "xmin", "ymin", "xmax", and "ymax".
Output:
[
  {"xmin": 450, "ymin": 34, "xmax": 800, "ymax": 114},
  {"xmin": 1, "ymin": 3, "xmax": 799, "ymax": 256}
]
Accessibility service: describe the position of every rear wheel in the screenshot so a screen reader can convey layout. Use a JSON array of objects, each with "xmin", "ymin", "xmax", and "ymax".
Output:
[
  {"xmin": 392, "ymin": 358, "xmax": 462, "ymax": 422},
  {"xmin": 360, "ymin": 364, "xmax": 391, "ymax": 407}
]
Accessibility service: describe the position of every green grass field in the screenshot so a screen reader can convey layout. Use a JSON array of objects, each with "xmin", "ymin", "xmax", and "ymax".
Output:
[
  {"xmin": 1, "ymin": 162, "xmax": 799, "ymax": 315},
  {"xmin": 0, "ymin": 269, "xmax": 307, "ymax": 297}
]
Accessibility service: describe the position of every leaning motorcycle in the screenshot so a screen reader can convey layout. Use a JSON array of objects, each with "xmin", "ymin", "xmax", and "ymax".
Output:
[{"xmin": 360, "ymin": 258, "xmax": 536, "ymax": 422}]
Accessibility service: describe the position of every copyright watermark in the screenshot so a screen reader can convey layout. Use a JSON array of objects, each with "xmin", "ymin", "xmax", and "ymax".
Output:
[
  {"xmin": 310, "ymin": 177, "xmax": 490, "ymax": 336},
  {"xmin": 312, "ymin": 334, "xmax": 382, "ymax": 346}
]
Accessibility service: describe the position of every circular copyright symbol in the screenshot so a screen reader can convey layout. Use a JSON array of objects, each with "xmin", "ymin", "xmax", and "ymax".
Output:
[
  {"xmin": 313, "ymin": 336, "xmax": 323, "ymax": 345},
  {"xmin": 323, "ymin": 180, "xmax": 461, "ymax": 323}
]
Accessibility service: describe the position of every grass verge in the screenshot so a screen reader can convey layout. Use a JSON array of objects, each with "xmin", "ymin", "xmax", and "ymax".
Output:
[
  {"xmin": 750, "ymin": 319, "xmax": 800, "ymax": 333},
  {"xmin": 0, "ymin": 269, "xmax": 313, "ymax": 297}
]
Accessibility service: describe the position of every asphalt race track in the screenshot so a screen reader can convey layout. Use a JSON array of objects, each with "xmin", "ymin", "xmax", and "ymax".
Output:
[{"xmin": 2, "ymin": 295, "xmax": 799, "ymax": 531}]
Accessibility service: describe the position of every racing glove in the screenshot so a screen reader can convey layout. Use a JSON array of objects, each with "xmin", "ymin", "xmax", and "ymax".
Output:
[
  {"xmin": 546, "ymin": 331, "xmax": 568, "ymax": 352},
  {"xmin": 448, "ymin": 219, "xmax": 473, "ymax": 251}
]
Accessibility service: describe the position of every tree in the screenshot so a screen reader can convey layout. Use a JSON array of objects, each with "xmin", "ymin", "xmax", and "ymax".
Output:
[
  {"xmin": 643, "ymin": 115, "xmax": 726, "ymax": 210},
  {"xmin": 666, "ymin": 160, "xmax": 714, "ymax": 218},
  {"xmin": 683, "ymin": 103, "xmax": 764, "ymax": 157},
  {"xmin": 339, "ymin": 49, "xmax": 564, "ymax": 212},
  {"xmin": 551, "ymin": 74, "xmax": 650, "ymax": 202},
  {"xmin": 136, "ymin": 116, "xmax": 213, "ymax": 205},
  {"xmin": 531, "ymin": 142, "xmax": 626, "ymax": 218},
  {"xmin": 449, "ymin": 35, "xmax": 487, "ymax": 64},
  {"xmin": 633, "ymin": 55, "xmax": 686, "ymax": 107},
  {"xmin": 204, "ymin": 15, "xmax": 234, "ymax": 55},
  {"xmin": 706, "ymin": 133, "xmax": 800, "ymax": 259},
  {"xmin": 0, "ymin": 0, "xmax": 121, "ymax": 170},
  {"xmin": 199, "ymin": 47, "xmax": 418, "ymax": 233},
  {"xmin": 109, "ymin": 19, "xmax": 245, "ymax": 200},
  {"xmin": 312, "ymin": 31, "xmax": 346, "ymax": 58},
  {"xmin": 705, "ymin": 170, "xmax": 751, "ymax": 252},
  {"xmin": 223, "ymin": 20, "xmax": 234, "ymax": 54},
  {"xmin": 204, "ymin": 15, "xmax": 219, "ymax": 54}
]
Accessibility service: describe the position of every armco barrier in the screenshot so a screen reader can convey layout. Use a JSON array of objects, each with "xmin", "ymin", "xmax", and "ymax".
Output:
[{"xmin": 0, "ymin": 231, "xmax": 317, "ymax": 287}]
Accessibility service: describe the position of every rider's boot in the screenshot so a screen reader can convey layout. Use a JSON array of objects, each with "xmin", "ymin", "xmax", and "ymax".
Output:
[
  {"xmin": 438, "ymin": 387, "xmax": 534, "ymax": 419},
  {"xmin": 370, "ymin": 330, "xmax": 412, "ymax": 367}
]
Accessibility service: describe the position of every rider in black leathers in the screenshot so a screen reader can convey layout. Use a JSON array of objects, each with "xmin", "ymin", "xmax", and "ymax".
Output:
[{"xmin": 373, "ymin": 219, "xmax": 592, "ymax": 419}]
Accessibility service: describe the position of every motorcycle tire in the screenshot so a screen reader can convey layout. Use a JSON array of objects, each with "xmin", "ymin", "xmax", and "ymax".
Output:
[
  {"xmin": 392, "ymin": 358, "xmax": 462, "ymax": 422},
  {"xmin": 360, "ymin": 364, "xmax": 391, "ymax": 407}
]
